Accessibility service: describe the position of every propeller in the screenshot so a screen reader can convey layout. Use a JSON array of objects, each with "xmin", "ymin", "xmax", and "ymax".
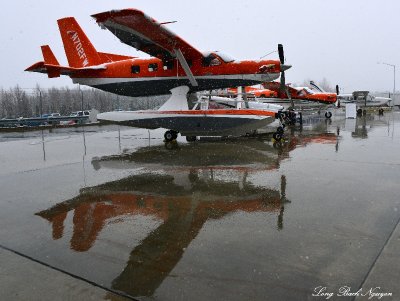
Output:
[
  {"xmin": 335, "ymin": 84, "xmax": 340, "ymax": 108},
  {"xmin": 278, "ymin": 44, "xmax": 294, "ymax": 108},
  {"xmin": 278, "ymin": 44, "xmax": 285, "ymax": 65}
]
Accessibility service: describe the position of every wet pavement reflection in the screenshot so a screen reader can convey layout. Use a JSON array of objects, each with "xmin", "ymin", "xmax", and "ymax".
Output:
[
  {"xmin": 33, "ymin": 124, "xmax": 338, "ymax": 299},
  {"xmin": 36, "ymin": 171, "xmax": 289, "ymax": 296},
  {"xmin": 1, "ymin": 113, "xmax": 399, "ymax": 300}
]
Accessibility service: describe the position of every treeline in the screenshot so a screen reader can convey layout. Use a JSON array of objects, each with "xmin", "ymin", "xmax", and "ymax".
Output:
[{"xmin": 0, "ymin": 85, "xmax": 168, "ymax": 118}]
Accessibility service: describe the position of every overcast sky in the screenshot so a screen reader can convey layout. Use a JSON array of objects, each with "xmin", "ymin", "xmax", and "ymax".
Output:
[{"xmin": 1, "ymin": 0, "xmax": 399, "ymax": 93}]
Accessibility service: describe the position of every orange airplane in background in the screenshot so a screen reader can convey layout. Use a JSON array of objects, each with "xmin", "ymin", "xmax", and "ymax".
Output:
[
  {"xmin": 25, "ymin": 9, "xmax": 291, "ymax": 97},
  {"xmin": 226, "ymin": 86, "xmax": 277, "ymax": 98},
  {"xmin": 263, "ymin": 81, "xmax": 337, "ymax": 104}
]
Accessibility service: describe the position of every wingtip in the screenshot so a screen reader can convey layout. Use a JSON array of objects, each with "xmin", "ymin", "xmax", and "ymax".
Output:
[{"xmin": 91, "ymin": 8, "xmax": 145, "ymax": 22}]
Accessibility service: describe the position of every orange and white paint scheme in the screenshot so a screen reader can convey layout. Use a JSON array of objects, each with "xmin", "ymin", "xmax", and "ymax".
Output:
[
  {"xmin": 26, "ymin": 9, "xmax": 290, "ymax": 97},
  {"xmin": 263, "ymin": 81, "xmax": 337, "ymax": 104},
  {"xmin": 227, "ymin": 86, "xmax": 278, "ymax": 98}
]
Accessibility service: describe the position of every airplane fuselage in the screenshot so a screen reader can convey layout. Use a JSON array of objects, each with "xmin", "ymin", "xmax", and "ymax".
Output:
[{"xmin": 72, "ymin": 57, "xmax": 281, "ymax": 97}]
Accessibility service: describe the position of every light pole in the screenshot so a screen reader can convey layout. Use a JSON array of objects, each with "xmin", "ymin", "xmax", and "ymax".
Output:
[
  {"xmin": 38, "ymin": 89, "xmax": 43, "ymax": 117},
  {"xmin": 78, "ymin": 84, "xmax": 84, "ymax": 112},
  {"xmin": 378, "ymin": 62, "xmax": 396, "ymax": 107}
]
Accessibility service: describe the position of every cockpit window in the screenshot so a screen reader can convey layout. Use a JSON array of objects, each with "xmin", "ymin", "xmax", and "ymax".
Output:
[
  {"xmin": 304, "ymin": 87, "xmax": 315, "ymax": 94},
  {"xmin": 202, "ymin": 51, "xmax": 235, "ymax": 66},
  {"xmin": 210, "ymin": 58, "xmax": 221, "ymax": 66},
  {"xmin": 215, "ymin": 52, "xmax": 235, "ymax": 63},
  {"xmin": 202, "ymin": 53, "xmax": 217, "ymax": 66}
]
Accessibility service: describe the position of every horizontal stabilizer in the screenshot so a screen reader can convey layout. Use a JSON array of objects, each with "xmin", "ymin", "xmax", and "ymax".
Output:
[
  {"xmin": 25, "ymin": 62, "xmax": 75, "ymax": 78},
  {"xmin": 25, "ymin": 61, "xmax": 106, "ymax": 78}
]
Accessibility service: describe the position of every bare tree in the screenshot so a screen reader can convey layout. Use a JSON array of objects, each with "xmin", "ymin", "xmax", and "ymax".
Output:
[
  {"xmin": 0, "ymin": 84, "xmax": 170, "ymax": 118},
  {"xmin": 317, "ymin": 78, "xmax": 334, "ymax": 92}
]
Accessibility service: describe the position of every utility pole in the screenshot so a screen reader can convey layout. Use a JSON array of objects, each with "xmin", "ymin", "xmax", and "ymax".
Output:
[
  {"xmin": 79, "ymin": 84, "xmax": 84, "ymax": 112},
  {"xmin": 39, "ymin": 89, "xmax": 43, "ymax": 117},
  {"xmin": 378, "ymin": 62, "xmax": 396, "ymax": 107}
]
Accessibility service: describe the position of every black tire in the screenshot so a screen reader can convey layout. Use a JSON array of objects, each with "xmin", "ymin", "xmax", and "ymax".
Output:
[
  {"xmin": 273, "ymin": 132, "xmax": 282, "ymax": 142},
  {"xmin": 186, "ymin": 136, "xmax": 197, "ymax": 142},
  {"xmin": 325, "ymin": 111, "xmax": 332, "ymax": 119},
  {"xmin": 172, "ymin": 131, "xmax": 178, "ymax": 140},
  {"xmin": 277, "ymin": 126, "xmax": 284, "ymax": 134},
  {"xmin": 164, "ymin": 130, "xmax": 175, "ymax": 142}
]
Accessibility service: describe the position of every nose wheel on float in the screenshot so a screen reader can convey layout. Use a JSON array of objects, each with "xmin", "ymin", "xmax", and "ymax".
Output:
[
  {"xmin": 273, "ymin": 110, "xmax": 302, "ymax": 142},
  {"xmin": 164, "ymin": 130, "xmax": 178, "ymax": 142}
]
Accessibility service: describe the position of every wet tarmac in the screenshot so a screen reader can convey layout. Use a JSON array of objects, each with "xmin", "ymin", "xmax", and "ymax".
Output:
[{"xmin": 0, "ymin": 113, "xmax": 399, "ymax": 300}]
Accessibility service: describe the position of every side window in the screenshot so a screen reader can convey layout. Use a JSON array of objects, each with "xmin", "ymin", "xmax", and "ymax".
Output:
[
  {"xmin": 131, "ymin": 65, "xmax": 140, "ymax": 74},
  {"xmin": 163, "ymin": 61, "xmax": 174, "ymax": 70},
  {"xmin": 187, "ymin": 60, "xmax": 193, "ymax": 68},
  {"xmin": 148, "ymin": 63, "xmax": 158, "ymax": 72}
]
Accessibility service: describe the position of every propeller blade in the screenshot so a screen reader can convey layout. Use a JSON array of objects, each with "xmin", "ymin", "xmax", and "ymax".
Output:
[
  {"xmin": 280, "ymin": 71, "xmax": 286, "ymax": 94},
  {"xmin": 286, "ymin": 86, "xmax": 291, "ymax": 100},
  {"xmin": 336, "ymin": 85, "xmax": 339, "ymax": 95},
  {"xmin": 278, "ymin": 44, "xmax": 293, "ymax": 106},
  {"xmin": 278, "ymin": 44, "xmax": 284, "ymax": 64},
  {"xmin": 285, "ymin": 85, "xmax": 294, "ymax": 108}
]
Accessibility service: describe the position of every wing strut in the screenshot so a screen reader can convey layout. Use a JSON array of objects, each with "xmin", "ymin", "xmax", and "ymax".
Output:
[{"xmin": 174, "ymin": 49, "xmax": 198, "ymax": 87}]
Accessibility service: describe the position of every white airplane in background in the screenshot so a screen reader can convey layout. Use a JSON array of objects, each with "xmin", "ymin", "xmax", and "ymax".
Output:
[
  {"xmin": 337, "ymin": 91, "xmax": 391, "ymax": 107},
  {"xmin": 199, "ymin": 87, "xmax": 284, "ymax": 112}
]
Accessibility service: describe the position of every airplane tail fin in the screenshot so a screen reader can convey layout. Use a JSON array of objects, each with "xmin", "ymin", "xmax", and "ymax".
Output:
[
  {"xmin": 41, "ymin": 45, "xmax": 59, "ymax": 65},
  {"xmin": 25, "ymin": 18, "xmax": 135, "ymax": 77},
  {"xmin": 25, "ymin": 43, "xmax": 131, "ymax": 77},
  {"xmin": 57, "ymin": 17, "xmax": 103, "ymax": 68},
  {"xmin": 25, "ymin": 44, "xmax": 86, "ymax": 77},
  {"xmin": 39, "ymin": 45, "xmax": 61, "ymax": 77}
]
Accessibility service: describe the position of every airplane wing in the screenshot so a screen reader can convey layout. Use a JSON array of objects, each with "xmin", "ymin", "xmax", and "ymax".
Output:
[{"xmin": 91, "ymin": 9, "xmax": 204, "ymax": 62}]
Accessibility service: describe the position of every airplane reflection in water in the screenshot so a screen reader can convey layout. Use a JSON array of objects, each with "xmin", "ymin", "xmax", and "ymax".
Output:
[
  {"xmin": 36, "ymin": 173, "xmax": 288, "ymax": 297},
  {"xmin": 35, "ymin": 133, "xmax": 340, "ymax": 298},
  {"xmin": 92, "ymin": 129, "xmax": 339, "ymax": 171},
  {"xmin": 292, "ymin": 113, "xmax": 393, "ymax": 150},
  {"xmin": 349, "ymin": 114, "xmax": 392, "ymax": 139}
]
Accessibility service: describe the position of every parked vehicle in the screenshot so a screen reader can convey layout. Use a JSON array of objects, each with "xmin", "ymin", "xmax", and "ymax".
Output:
[{"xmin": 70, "ymin": 111, "xmax": 90, "ymax": 117}]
